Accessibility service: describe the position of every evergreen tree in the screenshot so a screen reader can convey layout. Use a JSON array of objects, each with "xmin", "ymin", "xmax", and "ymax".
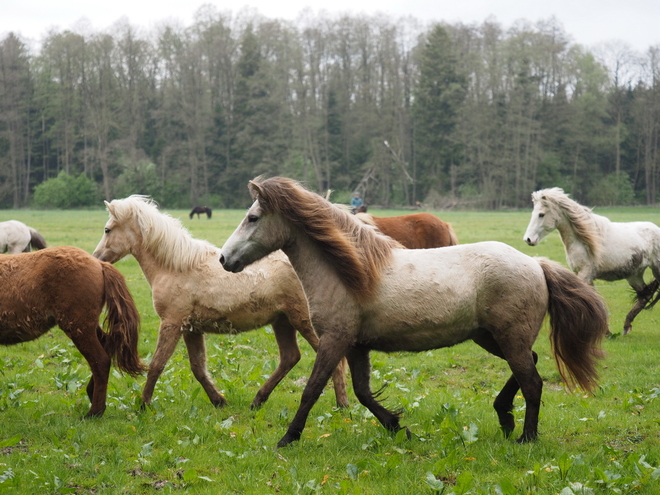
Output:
[{"xmin": 412, "ymin": 24, "xmax": 467, "ymax": 203}]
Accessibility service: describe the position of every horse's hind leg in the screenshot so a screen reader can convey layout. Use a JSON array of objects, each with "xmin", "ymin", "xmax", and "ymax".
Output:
[
  {"xmin": 473, "ymin": 330, "xmax": 540, "ymax": 441},
  {"xmin": 624, "ymin": 275, "xmax": 658, "ymax": 334},
  {"xmin": 65, "ymin": 325, "xmax": 112, "ymax": 417},
  {"xmin": 182, "ymin": 331, "xmax": 227, "ymax": 407},
  {"xmin": 346, "ymin": 345, "xmax": 406, "ymax": 435},
  {"xmin": 251, "ymin": 316, "xmax": 301, "ymax": 409}
]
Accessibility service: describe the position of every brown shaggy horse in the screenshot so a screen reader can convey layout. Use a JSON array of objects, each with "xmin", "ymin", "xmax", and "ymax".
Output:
[
  {"xmin": 356, "ymin": 212, "xmax": 458, "ymax": 248},
  {"xmin": 221, "ymin": 177, "xmax": 609, "ymax": 448},
  {"xmin": 0, "ymin": 246, "xmax": 145, "ymax": 417}
]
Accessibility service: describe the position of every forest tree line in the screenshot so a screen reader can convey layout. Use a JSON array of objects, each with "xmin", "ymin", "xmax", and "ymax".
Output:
[{"xmin": 1, "ymin": 7, "xmax": 660, "ymax": 209}]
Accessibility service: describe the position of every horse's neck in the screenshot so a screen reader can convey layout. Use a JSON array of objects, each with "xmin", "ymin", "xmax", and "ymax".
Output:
[
  {"xmin": 282, "ymin": 235, "xmax": 346, "ymax": 307},
  {"xmin": 129, "ymin": 241, "xmax": 168, "ymax": 285},
  {"xmin": 555, "ymin": 209, "xmax": 601, "ymax": 262},
  {"xmin": 555, "ymin": 218, "xmax": 581, "ymax": 252}
]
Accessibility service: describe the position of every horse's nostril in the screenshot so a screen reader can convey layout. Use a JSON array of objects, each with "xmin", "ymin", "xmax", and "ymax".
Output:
[{"xmin": 219, "ymin": 254, "xmax": 225, "ymax": 265}]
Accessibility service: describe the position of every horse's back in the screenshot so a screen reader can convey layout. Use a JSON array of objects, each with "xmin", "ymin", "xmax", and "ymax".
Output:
[
  {"xmin": 371, "ymin": 212, "xmax": 457, "ymax": 249},
  {"xmin": 0, "ymin": 246, "xmax": 105, "ymax": 343},
  {"xmin": 362, "ymin": 242, "xmax": 547, "ymax": 350}
]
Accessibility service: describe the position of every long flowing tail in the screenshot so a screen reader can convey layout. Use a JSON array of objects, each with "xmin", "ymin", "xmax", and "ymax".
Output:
[
  {"xmin": 447, "ymin": 224, "xmax": 459, "ymax": 246},
  {"xmin": 99, "ymin": 262, "xmax": 145, "ymax": 376},
  {"xmin": 28, "ymin": 228, "xmax": 47, "ymax": 250},
  {"xmin": 538, "ymin": 258, "xmax": 608, "ymax": 392}
]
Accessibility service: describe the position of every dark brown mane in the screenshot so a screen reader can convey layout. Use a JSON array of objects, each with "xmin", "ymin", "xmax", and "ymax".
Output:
[{"xmin": 249, "ymin": 177, "xmax": 399, "ymax": 301}]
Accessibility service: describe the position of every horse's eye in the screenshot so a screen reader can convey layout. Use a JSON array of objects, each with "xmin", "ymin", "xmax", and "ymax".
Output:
[
  {"xmin": 104, "ymin": 227, "xmax": 111, "ymax": 234},
  {"xmin": 538, "ymin": 213, "xmax": 545, "ymax": 218},
  {"xmin": 247, "ymin": 214, "xmax": 259, "ymax": 223}
]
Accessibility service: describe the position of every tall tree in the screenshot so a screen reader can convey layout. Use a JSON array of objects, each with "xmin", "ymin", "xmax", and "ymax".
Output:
[
  {"xmin": 412, "ymin": 24, "xmax": 467, "ymax": 203},
  {"xmin": 0, "ymin": 33, "xmax": 33, "ymax": 207}
]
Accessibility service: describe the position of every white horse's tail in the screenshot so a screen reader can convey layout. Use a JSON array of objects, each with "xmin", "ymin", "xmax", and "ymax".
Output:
[{"xmin": 28, "ymin": 228, "xmax": 47, "ymax": 251}]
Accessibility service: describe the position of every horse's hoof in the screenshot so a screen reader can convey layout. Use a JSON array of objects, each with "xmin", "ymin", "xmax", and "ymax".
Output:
[
  {"xmin": 84, "ymin": 409, "xmax": 105, "ymax": 419},
  {"xmin": 516, "ymin": 432, "xmax": 537, "ymax": 443},
  {"xmin": 276, "ymin": 432, "xmax": 301, "ymax": 449},
  {"xmin": 211, "ymin": 396, "xmax": 228, "ymax": 408}
]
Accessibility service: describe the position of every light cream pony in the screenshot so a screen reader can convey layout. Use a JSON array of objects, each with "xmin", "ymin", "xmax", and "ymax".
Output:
[
  {"xmin": 92, "ymin": 195, "xmax": 348, "ymax": 410},
  {"xmin": 524, "ymin": 187, "xmax": 660, "ymax": 334},
  {"xmin": 0, "ymin": 220, "xmax": 47, "ymax": 253},
  {"xmin": 220, "ymin": 177, "xmax": 609, "ymax": 449}
]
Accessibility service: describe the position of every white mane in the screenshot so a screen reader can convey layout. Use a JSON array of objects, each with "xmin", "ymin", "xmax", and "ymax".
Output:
[
  {"xmin": 532, "ymin": 187, "xmax": 602, "ymax": 262},
  {"xmin": 108, "ymin": 195, "xmax": 218, "ymax": 271}
]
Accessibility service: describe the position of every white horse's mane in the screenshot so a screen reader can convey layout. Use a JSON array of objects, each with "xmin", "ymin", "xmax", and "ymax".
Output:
[
  {"xmin": 108, "ymin": 195, "xmax": 218, "ymax": 271},
  {"xmin": 532, "ymin": 187, "xmax": 602, "ymax": 261}
]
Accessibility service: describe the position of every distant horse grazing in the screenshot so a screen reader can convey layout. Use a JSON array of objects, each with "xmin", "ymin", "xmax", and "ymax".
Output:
[
  {"xmin": 0, "ymin": 220, "xmax": 47, "ymax": 253},
  {"xmin": 356, "ymin": 212, "xmax": 458, "ymax": 248},
  {"xmin": 354, "ymin": 205, "xmax": 368, "ymax": 214},
  {"xmin": 93, "ymin": 195, "xmax": 347, "ymax": 410},
  {"xmin": 524, "ymin": 187, "xmax": 660, "ymax": 334},
  {"xmin": 0, "ymin": 246, "xmax": 144, "ymax": 417},
  {"xmin": 220, "ymin": 177, "xmax": 608, "ymax": 448},
  {"xmin": 190, "ymin": 206, "xmax": 212, "ymax": 219}
]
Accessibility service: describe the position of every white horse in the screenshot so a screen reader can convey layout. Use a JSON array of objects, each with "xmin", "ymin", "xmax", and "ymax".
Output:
[
  {"xmin": 523, "ymin": 187, "xmax": 660, "ymax": 334},
  {"xmin": 220, "ymin": 177, "xmax": 608, "ymax": 448},
  {"xmin": 92, "ymin": 195, "xmax": 347, "ymax": 410},
  {"xmin": 0, "ymin": 220, "xmax": 47, "ymax": 253}
]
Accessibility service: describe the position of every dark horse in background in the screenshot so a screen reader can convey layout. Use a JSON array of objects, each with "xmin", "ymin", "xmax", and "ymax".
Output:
[{"xmin": 190, "ymin": 206, "xmax": 212, "ymax": 219}]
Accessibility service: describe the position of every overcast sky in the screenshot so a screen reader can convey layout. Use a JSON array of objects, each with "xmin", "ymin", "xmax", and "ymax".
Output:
[{"xmin": 2, "ymin": 0, "xmax": 659, "ymax": 53}]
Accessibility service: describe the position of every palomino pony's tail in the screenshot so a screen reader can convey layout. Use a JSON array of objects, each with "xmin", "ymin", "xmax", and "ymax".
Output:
[
  {"xmin": 538, "ymin": 258, "xmax": 608, "ymax": 393},
  {"xmin": 447, "ymin": 224, "xmax": 459, "ymax": 246},
  {"xmin": 99, "ymin": 262, "xmax": 146, "ymax": 376},
  {"xmin": 28, "ymin": 228, "xmax": 47, "ymax": 250}
]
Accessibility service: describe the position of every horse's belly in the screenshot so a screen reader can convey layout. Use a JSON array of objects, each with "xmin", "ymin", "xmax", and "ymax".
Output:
[
  {"xmin": 359, "ymin": 299, "xmax": 478, "ymax": 353},
  {"xmin": 0, "ymin": 314, "xmax": 55, "ymax": 345}
]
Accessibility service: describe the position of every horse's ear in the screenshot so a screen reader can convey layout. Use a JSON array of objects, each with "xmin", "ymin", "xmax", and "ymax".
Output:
[
  {"xmin": 104, "ymin": 200, "xmax": 115, "ymax": 216},
  {"xmin": 248, "ymin": 180, "xmax": 264, "ymax": 201}
]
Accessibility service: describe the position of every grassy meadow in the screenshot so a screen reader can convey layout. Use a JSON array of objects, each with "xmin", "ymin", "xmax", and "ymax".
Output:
[{"xmin": 0, "ymin": 205, "xmax": 660, "ymax": 494}]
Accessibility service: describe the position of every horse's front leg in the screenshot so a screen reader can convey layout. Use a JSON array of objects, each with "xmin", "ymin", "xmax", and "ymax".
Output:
[
  {"xmin": 291, "ymin": 314, "xmax": 349, "ymax": 408},
  {"xmin": 142, "ymin": 323, "xmax": 183, "ymax": 407},
  {"xmin": 182, "ymin": 331, "xmax": 227, "ymax": 407},
  {"xmin": 277, "ymin": 333, "xmax": 351, "ymax": 448}
]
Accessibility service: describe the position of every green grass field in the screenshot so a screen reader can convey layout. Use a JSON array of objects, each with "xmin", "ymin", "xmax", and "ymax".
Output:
[{"xmin": 0, "ymin": 206, "xmax": 659, "ymax": 494}]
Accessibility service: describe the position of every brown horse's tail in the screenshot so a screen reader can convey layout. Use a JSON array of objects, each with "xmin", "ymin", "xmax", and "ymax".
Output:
[
  {"xmin": 99, "ymin": 262, "xmax": 145, "ymax": 376},
  {"xmin": 447, "ymin": 224, "xmax": 459, "ymax": 246},
  {"xmin": 538, "ymin": 258, "xmax": 608, "ymax": 393},
  {"xmin": 28, "ymin": 228, "xmax": 47, "ymax": 250}
]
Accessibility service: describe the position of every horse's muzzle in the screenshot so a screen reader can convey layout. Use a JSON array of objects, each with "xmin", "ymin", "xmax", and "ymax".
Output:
[{"xmin": 219, "ymin": 253, "xmax": 244, "ymax": 273}]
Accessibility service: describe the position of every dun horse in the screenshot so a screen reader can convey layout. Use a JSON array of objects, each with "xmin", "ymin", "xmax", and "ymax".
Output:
[
  {"xmin": 524, "ymin": 187, "xmax": 660, "ymax": 334},
  {"xmin": 0, "ymin": 220, "xmax": 47, "ymax": 253},
  {"xmin": 356, "ymin": 212, "xmax": 458, "ymax": 248},
  {"xmin": 93, "ymin": 195, "xmax": 347, "ymax": 410},
  {"xmin": 220, "ymin": 177, "xmax": 609, "ymax": 448},
  {"xmin": 0, "ymin": 246, "xmax": 144, "ymax": 417}
]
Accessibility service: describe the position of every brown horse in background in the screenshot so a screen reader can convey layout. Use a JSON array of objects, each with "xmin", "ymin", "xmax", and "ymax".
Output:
[
  {"xmin": 0, "ymin": 246, "xmax": 145, "ymax": 417},
  {"xmin": 356, "ymin": 212, "xmax": 458, "ymax": 249}
]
